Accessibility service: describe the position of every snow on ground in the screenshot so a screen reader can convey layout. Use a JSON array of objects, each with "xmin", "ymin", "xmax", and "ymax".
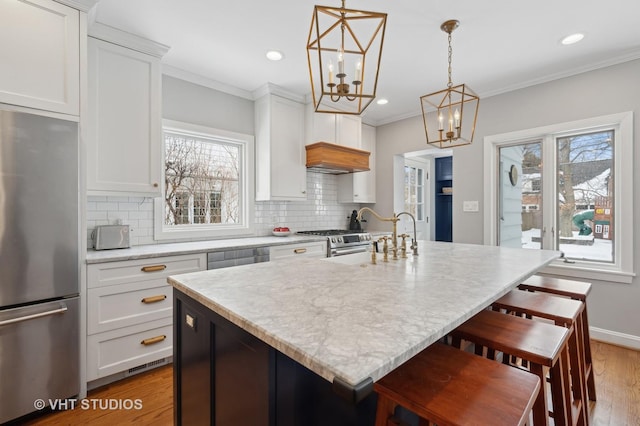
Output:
[{"xmin": 521, "ymin": 228, "xmax": 613, "ymax": 262}]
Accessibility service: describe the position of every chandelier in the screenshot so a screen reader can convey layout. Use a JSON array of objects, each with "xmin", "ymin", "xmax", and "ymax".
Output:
[
  {"xmin": 307, "ymin": 0, "xmax": 387, "ymax": 115},
  {"xmin": 420, "ymin": 20, "xmax": 479, "ymax": 148}
]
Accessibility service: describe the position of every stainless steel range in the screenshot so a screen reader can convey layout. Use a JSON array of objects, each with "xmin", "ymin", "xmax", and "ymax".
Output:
[{"xmin": 297, "ymin": 230, "xmax": 373, "ymax": 257}]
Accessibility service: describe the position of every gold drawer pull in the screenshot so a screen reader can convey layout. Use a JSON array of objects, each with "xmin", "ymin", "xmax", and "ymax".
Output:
[
  {"xmin": 141, "ymin": 294, "xmax": 167, "ymax": 304},
  {"xmin": 141, "ymin": 335, "xmax": 166, "ymax": 346},
  {"xmin": 294, "ymin": 248, "xmax": 307, "ymax": 254},
  {"xmin": 141, "ymin": 264, "xmax": 167, "ymax": 273}
]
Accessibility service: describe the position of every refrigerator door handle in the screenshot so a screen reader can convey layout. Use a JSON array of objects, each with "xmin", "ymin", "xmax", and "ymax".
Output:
[{"xmin": 0, "ymin": 305, "xmax": 68, "ymax": 327}]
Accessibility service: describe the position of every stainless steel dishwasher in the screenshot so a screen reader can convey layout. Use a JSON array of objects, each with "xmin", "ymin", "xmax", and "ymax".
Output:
[{"xmin": 207, "ymin": 247, "xmax": 270, "ymax": 270}]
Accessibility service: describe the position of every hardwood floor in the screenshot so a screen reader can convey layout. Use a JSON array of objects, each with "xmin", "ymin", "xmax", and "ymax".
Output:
[
  {"xmin": 23, "ymin": 366, "xmax": 173, "ymax": 426},
  {"xmin": 589, "ymin": 341, "xmax": 640, "ymax": 425},
  {"xmin": 23, "ymin": 341, "xmax": 640, "ymax": 425}
]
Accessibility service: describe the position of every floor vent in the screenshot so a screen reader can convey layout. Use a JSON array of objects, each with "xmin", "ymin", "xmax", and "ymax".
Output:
[{"xmin": 124, "ymin": 358, "xmax": 169, "ymax": 377}]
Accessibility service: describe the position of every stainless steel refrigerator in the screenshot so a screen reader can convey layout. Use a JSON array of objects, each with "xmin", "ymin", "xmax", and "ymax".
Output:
[{"xmin": 0, "ymin": 109, "xmax": 79, "ymax": 423}]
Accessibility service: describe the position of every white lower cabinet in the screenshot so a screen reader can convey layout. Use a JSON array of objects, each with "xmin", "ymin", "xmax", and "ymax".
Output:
[
  {"xmin": 86, "ymin": 254, "xmax": 206, "ymax": 381},
  {"xmin": 270, "ymin": 241, "xmax": 327, "ymax": 260},
  {"xmin": 87, "ymin": 318, "xmax": 173, "ymax": 380}
]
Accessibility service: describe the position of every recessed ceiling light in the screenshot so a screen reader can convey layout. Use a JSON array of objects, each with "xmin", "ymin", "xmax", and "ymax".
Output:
[
  {"xmin": 266, "ymin": 50, "xmax": 284, "ymax": 61},
  {"xmin": 376, "ymin": 98, "xmax": 388, "ymax": 105},
  {"xmin": 561, "ymin": 33, "xmax": 584, "ymax": 45}
]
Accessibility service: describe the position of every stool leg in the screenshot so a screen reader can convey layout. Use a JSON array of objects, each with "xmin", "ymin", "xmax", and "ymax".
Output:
[
  {"xmin": 581, "ymin": 304, "xmax": 596, "ymax": 401},
  {"xmin": 375, "ymin": 395, "xmax": 397, "ymax": 426},
  {"xmin": 566, "ymin": 325, "xmax": 588, "ymax": 426},
  {"xmin": 549, "ymin": 347, "xmax": 571, "ymax": 426},
  {"xmin": 529, "ymin": 363, "xmax": 551, "ymax": 426}
]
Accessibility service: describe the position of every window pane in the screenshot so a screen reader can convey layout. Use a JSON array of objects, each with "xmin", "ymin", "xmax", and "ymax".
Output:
[
  {"xmin": 164, "ymin": 132, "xmax": 240, "ymax": 226},
  {"xmin": 404, "ymin": 164, "xmax": 425, "ymax": 222},
  {"xmin": 499, "ymin": 142, "xmax": 543, "ymax": 249},
  {"xmin": 556, "ymin": 131, "xmax": 614, "ymax": 262}
]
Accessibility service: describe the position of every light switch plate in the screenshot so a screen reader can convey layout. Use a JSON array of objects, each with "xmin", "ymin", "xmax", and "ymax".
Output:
[{"xmin": 463, "ymin": 201, "xmax": 479, "ymax": 212}]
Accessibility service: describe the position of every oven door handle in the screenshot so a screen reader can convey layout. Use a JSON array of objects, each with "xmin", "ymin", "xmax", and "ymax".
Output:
[{"xmin": 332, "ymin": 247, "xmax": 368, "ymax": 256}]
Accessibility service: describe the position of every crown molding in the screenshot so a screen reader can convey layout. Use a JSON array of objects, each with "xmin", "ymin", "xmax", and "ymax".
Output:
[
  {"xmin": 252, "ymin": 83, "xmax": 305, "ymax": 103},
  {"xmin": 162, "ymin": 65, "xmax": 254, "ymax": 100},
  {"xmin": 55, "ymin": 0, "xmax": 98, "ymax": 12},
  {"xmin": 88, "ymin": 21, "xmax": 170, "ymax": 58}
]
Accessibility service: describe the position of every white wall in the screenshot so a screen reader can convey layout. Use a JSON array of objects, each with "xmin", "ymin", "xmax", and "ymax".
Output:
[
  {"xmin": 162, "ymin": 75, "xmax": 255, "ymax": 135},
  {"xmin": 375, "ymin": 59, "xmax": 640, "ymax": 346}
]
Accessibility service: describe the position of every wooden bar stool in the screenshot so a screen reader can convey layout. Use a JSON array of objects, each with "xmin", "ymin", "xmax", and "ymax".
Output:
[
  {"xmin": 518, "ymin": 275, "xmax": 596, "ymax": 401},
  {"xmin": 492, "ymin": 290, "xmax": 589, "ymax": 426},
  {"xmin": 450, "ymin": 309, "xmax": 572, "ymax": 426},
  {"xmin": 374, "ymin": 342, "xmax": 540, "ymax": 426}
]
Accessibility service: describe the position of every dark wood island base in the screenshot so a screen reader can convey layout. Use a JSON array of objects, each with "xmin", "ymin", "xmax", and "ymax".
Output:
[{"xmin": 173, "ymin": 290, "xmax": 378, "ymax": 425}]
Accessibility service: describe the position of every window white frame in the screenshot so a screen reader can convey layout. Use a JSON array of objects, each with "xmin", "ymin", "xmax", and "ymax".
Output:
[
  {"xmin": 404, "ymin": 159, "xmax": 428, "ymax": 222},
  {"xmin": 483, "ymin": 112, "xmax": 634, "ymax": 283},
  {"xmin": 154, "ymin": 119, "xmax": 255, "ymax": 240}
]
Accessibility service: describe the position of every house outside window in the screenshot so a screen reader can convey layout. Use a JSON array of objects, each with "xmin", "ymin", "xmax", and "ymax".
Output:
[
  {"xmin": 483, "ymin": 112, "xmax": 633, "ymax": 283},
  {"xmin": 154, "ymin": 120, "xmax": 254, "ymax": 240}
]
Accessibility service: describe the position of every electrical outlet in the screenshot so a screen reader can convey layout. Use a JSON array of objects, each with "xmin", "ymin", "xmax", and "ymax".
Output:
[{"xmin": 463, "ymin": 201, "xmax": 479, "ymax": 212}]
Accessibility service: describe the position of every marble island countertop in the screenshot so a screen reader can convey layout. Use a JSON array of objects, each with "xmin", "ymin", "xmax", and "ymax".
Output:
[
  {"xmin": 85, "ymin": 234, "xmax": 326, "ymax": 264},
  {"xmin": 167, "ymin": 241, "xmax": 560, "ymax": 388}
]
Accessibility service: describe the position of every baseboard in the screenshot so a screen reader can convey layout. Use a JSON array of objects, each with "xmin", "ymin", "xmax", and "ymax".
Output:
[
  {"xmin": 87, "ymin": 356, "xmax": 173, "ymax": 391},
  {"xmin": 590, "ymin": 326, "xmax": 640, "ymax": 350}
]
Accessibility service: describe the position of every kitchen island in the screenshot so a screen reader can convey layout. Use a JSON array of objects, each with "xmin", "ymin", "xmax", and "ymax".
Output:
[{"xmin": 168, "ymin": 241, "xmax": 559, "ymax": 425}]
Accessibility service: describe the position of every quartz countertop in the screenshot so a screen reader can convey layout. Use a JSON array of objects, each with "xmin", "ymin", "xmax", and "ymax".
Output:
[
  {"xmin": 85, "ymin": 235, "xmax": 326, "ymax": 264},
  {"xmin": 167, "ymin": 241, "xmax": 560, "ymax": 388}
]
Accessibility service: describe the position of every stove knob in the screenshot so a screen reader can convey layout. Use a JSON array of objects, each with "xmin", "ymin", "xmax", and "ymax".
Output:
[
  {"xmin": 338, "ymin": 237, "xmax": 343, "ymax": 243},
  {"xmin": 331, "ymin": 237, "xmax": 336, "ymax": 243}
]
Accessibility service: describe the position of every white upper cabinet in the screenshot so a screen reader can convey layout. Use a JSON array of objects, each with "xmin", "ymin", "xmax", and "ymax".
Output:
[
  {"xmin": 338, "ymin": 123, "xmax": 376, "ymax": 203},
  {"xmin": 305, "ymin": 104, "xmax": 361, "ymax": 147},
  {"xmin": 0, "ymin": 0, "xmax": 80, "ymax": 115},
  {"xmin": 86, "ymin": 28, "xmax": 168, "ymax": 196},
  {"xmin": 255, "ymin": 92, "xmax": 307, "ymax": 201},
  {"xmin": 336, "ymin": 114, "xmax": 362, "ymax": 148}
]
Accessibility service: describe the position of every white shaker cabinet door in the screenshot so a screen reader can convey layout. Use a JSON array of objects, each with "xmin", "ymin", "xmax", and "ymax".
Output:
[
  {"xmin": 255, "ymin": 94, "xmax": 307, "ymax": 201},
  {"xmin": 87, "ymin": 37, "xmax": 162, "ymax": 195},
  {"xmin": 0, "ymin": 0, "xmax": 80, "ymax": 115},
  {"xmin": 338, "ymin": 123, "xmax": 376, "ymax": 203}
]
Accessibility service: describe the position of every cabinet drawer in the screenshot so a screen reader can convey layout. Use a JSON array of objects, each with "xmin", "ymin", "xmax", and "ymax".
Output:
[
  {"xmin": 87, "ymin": 318, "xmax": 172, "ymax": 381},
  {"xmin": 270, "ymin": 241, "xmax": 327, "ymax": 260},
  {"xmin": 88, "ymin": 254, "xmax": 206, "ymax": 288},
  {"xmin": 87, "ymin": 281, "xmax": 172, "ymax": 335}
]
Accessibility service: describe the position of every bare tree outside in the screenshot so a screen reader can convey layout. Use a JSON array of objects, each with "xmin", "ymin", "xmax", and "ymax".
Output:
[
  {"xmin": 164, "ymin": 132, "xmax": 240, "ymax": 226},
  {"xmin": 556, "ymin": 131, "xmax": 613, "ymax": 239}
]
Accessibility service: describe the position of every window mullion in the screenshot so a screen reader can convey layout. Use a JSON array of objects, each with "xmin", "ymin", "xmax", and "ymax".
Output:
[{"xmin": 541, "ymin": 134, "xmax": 556, "ymax": 250}]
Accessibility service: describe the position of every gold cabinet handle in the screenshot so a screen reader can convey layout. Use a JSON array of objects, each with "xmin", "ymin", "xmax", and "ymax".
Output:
[
  {"xmin": 141, "ymin": 335, "xmax": 166, "ymax": 346},
  {"xmin": 141, "ymin": 265, "xmax": 167, "ymax": 273},
  {"xmin": 294, "ymin": 248, "xmax": 307, "ymax": 254},
  {"xmin": 141, "ymin": 294, "xmax": 167, "ymax": 304}
]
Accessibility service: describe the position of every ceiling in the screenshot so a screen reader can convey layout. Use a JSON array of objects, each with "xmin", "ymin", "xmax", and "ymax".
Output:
[{"xmin": 92, "ymin": 0, "xmax": 640, "ymax": 126}]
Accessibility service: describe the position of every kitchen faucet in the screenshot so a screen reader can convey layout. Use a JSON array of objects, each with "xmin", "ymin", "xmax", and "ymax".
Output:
[
  {"xmin": 356, "ymin": 207, "xmax": 400, "ymax": 258},
  {"xmin": 396, "ymin": 211, "xmax": 419, "ymax": 256}
]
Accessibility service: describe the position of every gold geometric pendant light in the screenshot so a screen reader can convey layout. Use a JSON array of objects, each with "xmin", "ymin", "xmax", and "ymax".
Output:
[
  {"xmin": 307, "ymin": 0, "xmax": 387, "ymax": 115},
  {"xmin": 420, "ymin": 20, "xmax": 479, "ymax": 148}
]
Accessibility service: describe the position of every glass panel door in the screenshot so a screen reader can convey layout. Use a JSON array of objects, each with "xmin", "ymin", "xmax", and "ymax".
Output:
[{"xmin": 498, "ymin": 142, "xmax": 543, "ymax": 249}]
